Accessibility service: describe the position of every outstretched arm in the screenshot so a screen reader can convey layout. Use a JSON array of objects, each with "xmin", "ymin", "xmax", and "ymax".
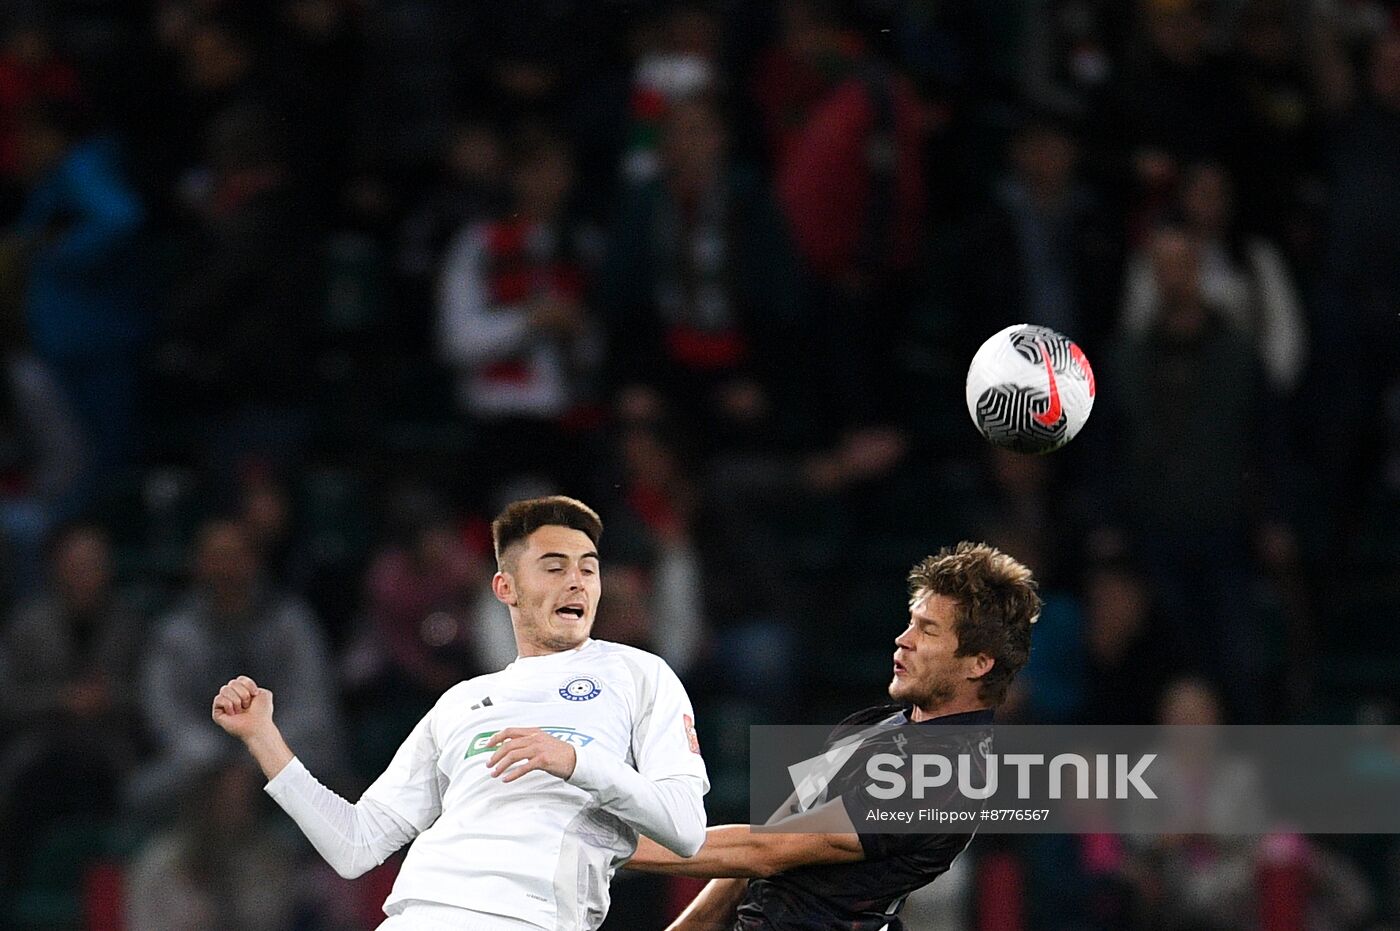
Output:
[
  {"xmin": 627, "ymin": 799, "xmax": 864, "ymax": 878},
  {"xmin": 212, "ymin": 676, "xmax": 428, "ymax": 879}
]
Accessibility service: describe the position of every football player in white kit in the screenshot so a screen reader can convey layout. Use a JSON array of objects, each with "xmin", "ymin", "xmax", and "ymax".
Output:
[{"xmin": 212, "ymin": 496, "xmax": 709, "ymax": 930}]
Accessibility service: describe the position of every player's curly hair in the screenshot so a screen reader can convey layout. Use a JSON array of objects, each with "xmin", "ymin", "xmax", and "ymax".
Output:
[
  {"xmin": 908, "ymin": 542, "xmax": 1040, "ymax": 705},
  {"xmin": 492, "ymin": 496, "xmax": 603, "ymax": 569}
]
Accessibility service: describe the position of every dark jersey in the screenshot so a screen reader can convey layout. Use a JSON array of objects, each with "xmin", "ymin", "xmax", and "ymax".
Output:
[{"xmin": 734, "ymin": 704, "xmax": 994, "ymax": 931}]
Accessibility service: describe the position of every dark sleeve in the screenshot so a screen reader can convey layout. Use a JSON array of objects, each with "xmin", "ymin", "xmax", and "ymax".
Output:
[
  {"xmin": 838, "ymin": 785, "xmax": 942, "ymax": 860},
  {"xmin": 833, "ymin": 719, "xmax": 989, "ymax": 860}
]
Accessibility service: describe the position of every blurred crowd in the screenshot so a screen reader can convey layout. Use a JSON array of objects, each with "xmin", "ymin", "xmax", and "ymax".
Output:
[{"xmin": 1, "ymin": 0, "xmax": 1399, "ymax": 928}]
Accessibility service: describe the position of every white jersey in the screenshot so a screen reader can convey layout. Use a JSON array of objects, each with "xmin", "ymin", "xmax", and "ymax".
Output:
[{"xmin": 266, "ymin": 639, "xmax": 708, "ymax": 930}]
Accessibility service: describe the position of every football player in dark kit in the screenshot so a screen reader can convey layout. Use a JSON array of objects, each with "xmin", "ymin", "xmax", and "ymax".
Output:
[{"xmin": 626, "ymin": 542, "xmax": 1040, "ymax": 930}]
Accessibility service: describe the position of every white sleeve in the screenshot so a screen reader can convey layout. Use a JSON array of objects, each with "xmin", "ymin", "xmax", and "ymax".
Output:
[
  {"xmin": 265, "ymin": 707, "xmax": 445, "ymax": 879},
  {"xmin": 437, "ymin": 224, "xmax": 534, "ymax": 368},
  {"xmin": 566, "ymin": 656, "xmax": 709, "ymax": 856},
  {"xmin": 265, "ymin": 757, "xmax": 419, "ymax": 879}
]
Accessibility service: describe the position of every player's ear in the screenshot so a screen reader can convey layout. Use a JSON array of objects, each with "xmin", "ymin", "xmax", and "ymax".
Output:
[
  {"xmin": 967, "ymin": 653, "xmax": 994, "ymax": 681},
  {"xmin": 492, "ymin": 570, "xmax": 518, "ymax": 606}
]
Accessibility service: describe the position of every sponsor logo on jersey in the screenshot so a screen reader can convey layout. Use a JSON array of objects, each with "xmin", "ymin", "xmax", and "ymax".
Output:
[
  {"xmin": 465, "ymin": 728, "xmax": 596, "ymax": 758},
  {"xmin": 683, "ymin": 713, "xmax": 701, "ymax": 754},
  {"xmin": 559, "ymin": 676, "xmax": 602, "ymax": 701}
]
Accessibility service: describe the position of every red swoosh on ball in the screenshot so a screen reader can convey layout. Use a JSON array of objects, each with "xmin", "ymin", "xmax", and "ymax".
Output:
[
  {"xmin": 1068, "ymin": 341, "xmax": 1096, "ymax": 397},
  {"xmin": 1033, "ymin": 344, "xmax": 1062, "ymax": 426}
]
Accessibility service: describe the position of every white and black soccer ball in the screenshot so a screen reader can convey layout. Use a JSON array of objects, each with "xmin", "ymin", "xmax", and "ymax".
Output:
[{"xmin": 965, "ymin": 324, "xmax": 1096, "ymax": 454}]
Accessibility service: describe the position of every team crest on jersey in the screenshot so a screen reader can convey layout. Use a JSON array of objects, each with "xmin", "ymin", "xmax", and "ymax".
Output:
[{"xmin": 560, "ymin": 676, "xmax": 601, "ymax": 701}]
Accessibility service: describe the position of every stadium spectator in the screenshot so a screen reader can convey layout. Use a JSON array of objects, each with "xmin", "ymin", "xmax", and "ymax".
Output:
[
  {"xmin": 771, "ymin": 21, "xmax": 926, "ymax": 431},
  {"xmin": 160, "ymin": 104, "xmax": 319, "ymax": 483},
  {"xmin": 125, "ymin": 761, "xmax": 299, "ymax": 931},
  {"xmin": 265, "ymin": 0, "xmax": 361, "ymax": 207},
  {"xmin": 396, "ymin": 120, "xmax": 506, "ymax": 295},
  {"xmin": 466, "ymin": 1, "xmax": 584, "ymax": 126},
  {"xmin": 751, "ymin": 0, "xmax": 869, "ymax": 167},
  {"xmin": 1079, "ymin": 561, "xmax": 1167, "ymax": 724},
  {"xmin": 129, "ymin": 519, "xmax": 344, "ymax": 812},
  {"xmin": 1121, "ymin": 161, "xmax": 1308, "ymax": 393},
  {"xmin": 0, "ymin": 525, "xmax": 141, "ymax": 896},
  {"xmin": 617, "ymin": 3, "xmax": 722, "ymax": 185},
  {"xmin": 1117, "ymin": 0, "xmax": 1246, "ymax": 197},
  {"xmin": 1019, "ymin": 0, "xmax": 1125, "ymax": 132},
  {"xmin": 585, "ymin": 408, "xmax": 704, "ymax": 678},
  {"xmin": 12, "ymin": 100, "xmax": 147, "ymax": 480},
  {"xmin": 437, "ymin": 125, "xmax": 605, "ymax": 496},
  {"xmin": 152, "ymin": 13, "xmax": 275, "ymax": 206},
  {"xmin": 1096, "ymin": 226, "xmax": 1292, "ymax": 721},
  {"xmin": 965, "ymin": 111, "xmax": 1121, "ymax": 358},
  {"xmin": 232, "ymin": 465, "xmax": 300, "ymax": 585},
  {"xmin": 601, "ymin": 95, "xmax": 802, "ymax": 447},
  {"xmin": 0, "ymin": 345, "xmax": 86, "ymax": 595},
  {"xmin": 0, "ymin": 17, "xmax": 82, "ymax": 215},
  {"xmin": 1124, "ymin": 678, "xmax": 1267, "ymax": 929},
  {"xmin": 339, "ymin": 486, "xmax": 487, "ymax": 775},
  {"xmin": 362, "ymin": 488, "xmax": 487, "ymax": 697},
  {"xmin": 1229, "ymin": 0, "xmax": 1327, "ymax": 254},
  {"xmin": 967, "ymin": 446, "xmax": 1078, "ymax": 588},
  {"xmin": 694, "ymin": 421, "xmax": 907, "ymax": 714},
  {"xmin": 1307, "ymin": 30, "xmax": 1400, "ymax": 540}
]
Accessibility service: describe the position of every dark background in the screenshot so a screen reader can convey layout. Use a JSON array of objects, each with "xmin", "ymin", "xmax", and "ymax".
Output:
[{"xmin": 1, "ymin": 0, "xmax": 1398, "ymax": 928}]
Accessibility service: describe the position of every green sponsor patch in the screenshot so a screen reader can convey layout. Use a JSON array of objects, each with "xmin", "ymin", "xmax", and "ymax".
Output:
[{"xmin": 465, "ymin": 728, "xmax": 595, "ymax": 758}]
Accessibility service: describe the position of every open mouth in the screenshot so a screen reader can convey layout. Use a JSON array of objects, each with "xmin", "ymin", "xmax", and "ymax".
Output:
[
  {"xmin": 893, "ymin": 658, "xmax": 907, "ymax": 676},
  {"xmin": 555, "ymin": 603, "xmax": 586, "ymax": 621}
]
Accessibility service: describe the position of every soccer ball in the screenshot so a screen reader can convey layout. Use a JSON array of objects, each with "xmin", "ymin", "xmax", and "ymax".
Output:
[{"xmin": 965, "ymin": 324, "xmax": 1096, "ymax": 454}]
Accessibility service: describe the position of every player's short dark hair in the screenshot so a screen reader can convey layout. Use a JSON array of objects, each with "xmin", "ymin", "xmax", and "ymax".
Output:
[
  {"xmin": 491, "ymin": 496, "xmax": 602, "ymax": 569},
  {"xmin": 908, "ymin": 542, "xmax": 1041, "ymax": 705}
]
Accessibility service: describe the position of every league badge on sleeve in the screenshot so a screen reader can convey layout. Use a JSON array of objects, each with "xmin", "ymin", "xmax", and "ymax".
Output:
[
  {"xmin": 560, "ymin": 676, "xmax": 602, "ymax": 701},
  {"xmin": 683, "ymin": 714, "xmax": 701, "ymax": 754}
]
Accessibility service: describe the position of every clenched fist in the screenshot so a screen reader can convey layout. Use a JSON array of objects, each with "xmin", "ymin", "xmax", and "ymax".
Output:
[
  {"xmin": 212, "ymin": 675, "xmax": 275, "ymax": 741},
  {"xmin": 211, "ymin": 675, "xmax": 295, "ymax": 779}
]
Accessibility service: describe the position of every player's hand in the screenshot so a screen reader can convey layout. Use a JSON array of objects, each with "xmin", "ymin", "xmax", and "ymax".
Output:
[
  {"xmin": 485, "ymin": 727, "xmax": 577, "ymax": 783},
  {"xmin": 211, "ymin": 675, "xmax": 275, "ymax": 742}
]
